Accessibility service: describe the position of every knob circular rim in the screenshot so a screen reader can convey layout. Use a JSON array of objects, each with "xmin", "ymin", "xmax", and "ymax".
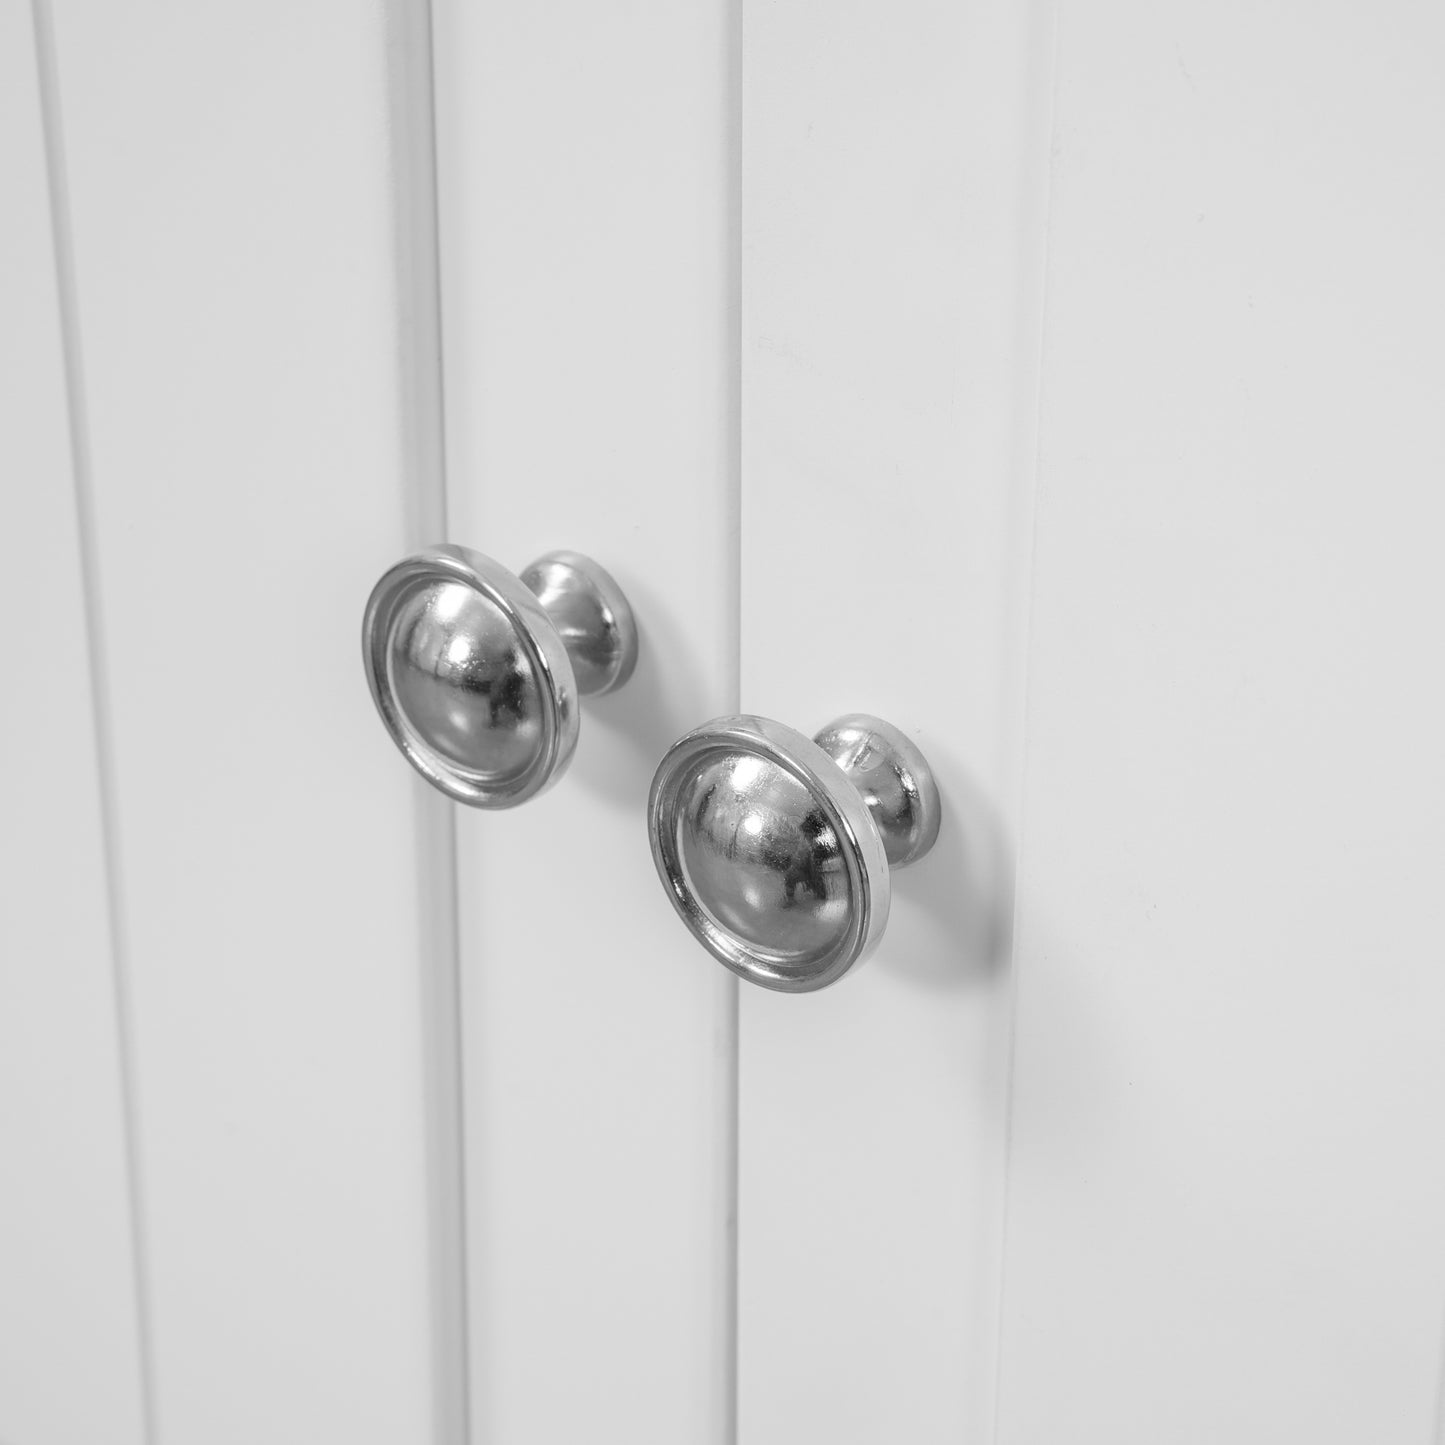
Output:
[
  {"xmin": 648, "ymin": 715, "xmax": 894, "ymax": 993},
  {"xmin": 362, "ymin": 544, "xmax": 580, "ymax": 809}
]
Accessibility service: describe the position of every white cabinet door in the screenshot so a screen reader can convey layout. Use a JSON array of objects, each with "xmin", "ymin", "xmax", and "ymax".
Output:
[
  {"xmin": 10, "ymin": 1, "xmax": 740, "ymax": 1439},
  {"xmin": 8, "ymin": 1, "xmax": 1444, "ymax": 1442},
  {"xmin": 736, "ymin": 0, "xmax": 1445, "ymax": 1442},
  {"xmin": 12, "ymin": 2, "xmax": 464, "ymax": 1441}
]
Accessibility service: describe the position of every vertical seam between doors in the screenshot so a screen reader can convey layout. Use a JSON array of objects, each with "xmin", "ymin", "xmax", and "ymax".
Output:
[
  {"xmin": 987, "ymin": 5, "xmax": 1062, "ymax": 1443},
  {"xmin": 30, "ymin": 2, "xmax": 160, "ymax": 1441},
  {"xmin": 385, "ymin": 1, "xmax": 471, "ymax": 1440},
  {"xmin": 724, "ymin": 0, "xmax": 744, "ymax": 1440},
  {"xmin": 1434, "ymin": 1299, "xmax": 1445, "ymax": 1445}
]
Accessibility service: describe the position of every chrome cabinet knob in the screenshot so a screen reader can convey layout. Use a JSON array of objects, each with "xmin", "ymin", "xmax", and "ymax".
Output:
[
  {"xmin": 363, "ymin": 545, "xmax": 637, "ymax": 807},
  {"xmin": 648, "ymin": 713, "xmax": 941, "ymax": 992}
]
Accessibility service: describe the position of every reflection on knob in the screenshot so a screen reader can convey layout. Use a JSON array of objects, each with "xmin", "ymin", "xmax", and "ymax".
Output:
[
  {"xmin": 363, "ymin": 545, "xmax": 637, "ymax": 808},
  {"xmin": 648, "ymin": 713, "xmax": 940, "ymax": 992}
]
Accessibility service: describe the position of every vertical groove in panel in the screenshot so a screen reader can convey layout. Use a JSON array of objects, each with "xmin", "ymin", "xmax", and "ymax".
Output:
[
  {"xmin": 387, "ymin": 0, "xmax": 450, "ymax": 541},
  {"xmin": 724, "ymin": 0, "xmax": 744, "ymax": 714},
  {"xmin": 987, "ymin": 5, "xmax": 1062, "ymax": 1440},
  {"xmin": 721, "ymin": 977, "xmax": 740, "ymax": 1445},
  {"xmin": 723, "ymin": 0, "xmax": 743, "ymax": 1437},
  {"xmin": 1436, "ymin": 1313, "xmax": 1445, "ymax": 1445},
  {"xmin": 30, "ymin": 3, "xmax": 158, "ymax": 1439},
  {"xmin": 383, "ymin": 2, "xmax": 469, "ymax": 1442}
]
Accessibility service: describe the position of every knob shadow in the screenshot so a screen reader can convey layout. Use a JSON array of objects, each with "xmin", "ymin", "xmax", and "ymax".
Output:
[
  {"xmin": 876, "ymin": 743, "xmax": 1013, "ymax": 992},
  {"xmin": 565, "ymin": 572, "xmax": 716, "ymax": 814}
]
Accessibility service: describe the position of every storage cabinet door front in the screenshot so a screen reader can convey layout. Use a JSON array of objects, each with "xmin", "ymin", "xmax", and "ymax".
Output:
[
  {"xmin": 734, "ymin": 1, "xmax": 1445, "ymax": 1442},
  {"xmin": 8, "ymin": 4, "xmax": 1444, "ymax": 1444}
]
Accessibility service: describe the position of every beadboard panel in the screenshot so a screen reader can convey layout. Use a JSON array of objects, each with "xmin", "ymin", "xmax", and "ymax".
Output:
[{"xmin": 0, "ymin": 2, "xmax": 146, "ymax": 1438}]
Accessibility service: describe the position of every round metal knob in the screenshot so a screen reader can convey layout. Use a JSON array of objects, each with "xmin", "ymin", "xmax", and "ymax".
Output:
[
  {"xmin": 363, "ymin": 545, "xmax": 637, "ymax": 808},
  {"xmin": 648, "ymin": 713, "xmax": 941, "ymax": 992}
]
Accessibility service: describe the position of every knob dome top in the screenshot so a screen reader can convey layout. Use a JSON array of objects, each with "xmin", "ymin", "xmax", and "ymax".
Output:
[
  {"xmin": 649, "ymin": 716, "xmax": 892, "ymax": 992},
  {"xmin": 363, "ymin": 545, "xmax": 578, "ymax": 808}
]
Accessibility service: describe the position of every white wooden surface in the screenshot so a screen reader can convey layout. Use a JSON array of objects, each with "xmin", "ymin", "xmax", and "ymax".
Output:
[
  {"xmin": 0, "ymin": 3, "xmax": 147, "ymax": 1439},
  {"xmin": 41, "ymin": 2, "xmax": 461, "ymax": 1440},
  {"xmin": 995, "ymin": 2, "xmax": 1445, "ymax": 1440},
  {"xmin": 432, "ymin": 1, "xmax": 739, "ymax": 1439},
  {"xmin": 8, "ymin": 3, "xmax": 1445, "ymax": 1441},
  {"xmin": 736, "ymin": 0, "xmax": 1051, "ymax": 1438}
]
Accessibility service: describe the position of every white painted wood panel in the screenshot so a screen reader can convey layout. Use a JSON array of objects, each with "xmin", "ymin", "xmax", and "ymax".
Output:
[
  {"xmin": 44, "ymin": 2, "xmax": 460, "ymax": 1440},
  {"xmin": 737, "ymin": 1, "xmax": 1052, "ymax": 1438},
  {"xmin": 997, "ymin": 2, "xmax": 1445, "ymax": 1440},
  {"xmin": 0, "ymin": 3, "xmax": 146, "ymax": 1439},
  {"xmin": 432, "ymin": 1, "xmax": 739, "ymax": 1437}
]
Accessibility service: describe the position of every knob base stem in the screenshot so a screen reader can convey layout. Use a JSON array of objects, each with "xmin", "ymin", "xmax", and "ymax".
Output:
[
  {"xmin": 813, "ymin": 714, "xmax": 941, "ymax": 868},
  {"xmin": 521, "ymin": 550, "xmax": 639, "ymax": 697}
]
